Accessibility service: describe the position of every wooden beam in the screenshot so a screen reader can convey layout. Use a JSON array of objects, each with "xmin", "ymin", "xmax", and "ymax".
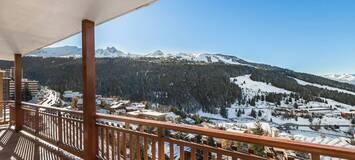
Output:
[
  {"xmin": 14, "ymin": 53, "xmax": 22, "ymax": 132},
  {"xmin": 82, "ymin": 19, "xmax": 97, "ymax": 160}
]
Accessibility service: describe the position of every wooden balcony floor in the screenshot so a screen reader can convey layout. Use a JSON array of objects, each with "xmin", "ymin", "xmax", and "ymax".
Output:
[{"xmin": 0, "ymin": 125, "xmax": 77, "ymax": 160}]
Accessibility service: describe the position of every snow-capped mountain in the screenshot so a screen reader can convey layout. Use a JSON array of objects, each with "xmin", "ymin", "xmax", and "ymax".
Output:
[
  {"xmin": 145, "ymin": 50, "xmax": 172, "ymax": 58},
  {"xmin": 27, "ymin": 46, "xmax": 255, "ymax": 65},
  {"xmin": 95, "ymin": 47, "xmax": 127, "ymax": 58},
  {"xmin": 24, "ymin": 46, "xmax": 285, "ymax": 70},
  {"xmin": 324, "ymin": 74, "xmax": 355, "ymax": 85},
  {"xmin": 27, "ymin": 46, "xmax": 82, "ymax": 57},
  {"xmin": 27, "ymin": 46, "xmax": 128, "ymax": 58},
  {"xmin": 176, "ymin": 53, "xmax": 248, "ymax": 65}
]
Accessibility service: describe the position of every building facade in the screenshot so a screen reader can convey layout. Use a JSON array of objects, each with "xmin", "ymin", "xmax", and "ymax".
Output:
[{"xmin": 9, "ymin": 79, "xmax": 39, "ymax": 100}]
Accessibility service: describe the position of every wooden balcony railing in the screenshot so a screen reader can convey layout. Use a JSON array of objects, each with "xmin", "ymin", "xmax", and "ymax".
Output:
[
  {"xmin": 0, "ymin": 101, "xmax": 13, "ymax": 125},
  {"xmin": 2, "ymin": 101, "xmax": 355, "ymax": 160},
  {"xmin": 21, "ymin": 102, "xmax": 84, "ymax": 157}
]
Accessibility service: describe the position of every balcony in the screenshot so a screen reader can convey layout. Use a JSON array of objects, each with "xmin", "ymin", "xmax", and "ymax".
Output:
[{"xmin": 0, "ymin": 101, "xmax": 354, "ymax": 160}]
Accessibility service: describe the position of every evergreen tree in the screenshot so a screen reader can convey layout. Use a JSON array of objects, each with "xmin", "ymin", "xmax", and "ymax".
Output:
[
  {"xmin": 351, "ymin": 118, "xmax": 355, "ymax": 125},
  {"xmin": 251, "ymin": 121, "xmax": 265, "ymax": 156},
  {"xmin": 22, "ymin": 84, "xmax": 33, "ymax": 101},
  {"xmin": 250, "ymin": 109, "xmax": 257, "ymax": 118},
  {"xmin": 236, "ymin": 109, "xmax": 242, "ymax": 117},
  {"xmin": 220, "ymin": 107, "xmax": 228, "ymax": 118},
  {"xmin": 257, "ymin": 110, "xmax": 262, "ymax": 117},
  {"xmin": 207, "ymin": 137, "xmax": 216, "ymax": 147},
  {"xmin": 250, "ymin": 98, "xmax": 256, "ymax": 106},
  {"xmin": 276, "ymin": 100, "xmax": 281, "ymax": 106}
]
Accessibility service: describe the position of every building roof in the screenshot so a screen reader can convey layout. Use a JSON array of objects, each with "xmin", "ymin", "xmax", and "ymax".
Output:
[{"xmin": 0, "ymin": 0, "xmax": 157, "ymax": 60}]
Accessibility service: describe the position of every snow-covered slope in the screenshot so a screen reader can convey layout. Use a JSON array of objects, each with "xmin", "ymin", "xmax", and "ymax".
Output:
[
  {"xmin": 324, "ymin": 74, "xmax": 355, "ymax": 85},
  {"xmin": 231, "ymin": 75, "xmax": 291, "ymax": 99},
  {"xmin": 174, "ymin": 53, "xmax": 253, "ymax": 66},
  {"xmin": 294, "ymin": 78, "xmax": 355, "ymax": 96}
]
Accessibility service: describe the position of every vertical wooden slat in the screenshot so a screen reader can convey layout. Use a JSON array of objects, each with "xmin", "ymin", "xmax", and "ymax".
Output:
[
  {"xmin": 14, "ymin": 53, "xmax": 22, "ymax": 132},
  {"xmin": 136, "ymin": 135, "xmax": 141, "ymax": 160},
  {"xmin": 76, "ymin": 121, "xmax": 79, "ymax": 149},
  {"xmin": 111, "ymin": 128, "xmax": 115, "ymax": 160},
  {"xmin": 2, "ymin": 103, "xmax": 5, "ymax": 122},
  {"xmin": 152, "ymin": 139, "xmax": 156, "ymax": 160},
  {"xmin": 191, "ymin": 147, "xmax": 196, "ymax": 160},
  {"xmin": 179, "ymin": 145, "xmax": 184, "ymax": 160},
  {"xmin": 169, "ymin": 143, "xmax": 174, "ymax": 160},
  {"xmin": 123, "ymin": 132, "xmax": 127, "ymax": 159},
  {"xmin": 311, "ymin": 153, "xmax": 320, "ymax": 160},
  {"xmin": 70, "ymin": 119, "xmax": 73, "ymax": 147},
  {"xmin": 129, "ymin": 133, "xmax": 133, "ymax": 160},
  {"xmin": 51, "ymin": 112, "xmax": 54, "ymax": 139},
  {"xmin": 82, "ymin": 19, "xmax": 97, "ymax": 160},
  {"xmin": 106, "ymin": 127, "xmax": 109, "ymax": 159},
  {"xmin": 65, "ymin": 117, "xmax": 68, "ymax": 145},
  {"xmin": 101, "ymin": 127, "xmax": 104, "ymax": 158},
  {"xmin": 158, "ymin": 128, "xmax": 164, "ymax": 160},
  {"xmin": 203, "ymin": 150, "xmax": 208, "ymax": 160},
  {"xmin": 116, "ymin": 130, "xmax": 120, "ymax": 160},
  {"xmin": 34, "ymin": 108, "xmax": 39, "ymax": 135},
  {"xmin": 217, "ymin": 153, "xmax": 222, "ymax": 160},
  {"xmin": 80, "ymin": 121, "xmax": 83, "ymax": 150},
  {"xmin": 144, "ymin": 137, "xmax": 148, "ymax": 160}
]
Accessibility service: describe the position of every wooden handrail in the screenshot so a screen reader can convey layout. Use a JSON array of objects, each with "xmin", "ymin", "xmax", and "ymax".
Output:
[
  {"xmin": 96, "ymin": 113, "xmax": 355, "ymax": 160},
  {"xmin": 21, "ymin": 102, "xmax": 83, "ymax": 114}
]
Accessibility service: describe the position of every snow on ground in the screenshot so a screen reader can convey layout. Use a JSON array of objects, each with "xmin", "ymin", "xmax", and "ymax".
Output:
[
  {"xmin": 231, "ymin": 75, "xmax": 291, "ymax": 98},
  {"xmin": 293, "ymin": 78, "xmax": 355, "ymax": 96},
  {"xmin": 323, "ymin": 98, "xmax": 355, "ymax": 111},
  {"xmin": 196, "ymin": 109, "xmax": 227, "ymax": 120},
  {"xmin": 35, "ymin": 87, "xmax": 61, "ymax": 106}
]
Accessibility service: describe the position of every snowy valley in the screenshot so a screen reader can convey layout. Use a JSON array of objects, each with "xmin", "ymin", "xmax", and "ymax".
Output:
[{"xmin": 15, "ymin": 46, "xmax": 355, "ymax": 153}]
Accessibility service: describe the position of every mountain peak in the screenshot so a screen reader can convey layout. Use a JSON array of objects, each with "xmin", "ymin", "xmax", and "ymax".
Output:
[
  {"xmin": 145, "ymin": 50, "xmax": 171, "ymax": 57},
  {"xmin": 106, "ymin": 46, "xmax": 118, "ymax": 53}
]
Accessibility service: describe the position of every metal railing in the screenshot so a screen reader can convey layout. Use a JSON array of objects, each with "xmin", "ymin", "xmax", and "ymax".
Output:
[{"xmin": 2, "ymin": 101, "xmax": 355, "ymax": 160}]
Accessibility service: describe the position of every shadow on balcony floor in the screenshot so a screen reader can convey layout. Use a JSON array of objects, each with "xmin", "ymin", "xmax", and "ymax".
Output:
[{"xmin": 0, "ymin": 125, "xmax": 72, "ymax": 160}]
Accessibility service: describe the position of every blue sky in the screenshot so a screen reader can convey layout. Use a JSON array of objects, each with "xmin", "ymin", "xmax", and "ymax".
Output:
[{"xmin": 51, "ymin": 0, "xmax": 355, "ymax": 75}]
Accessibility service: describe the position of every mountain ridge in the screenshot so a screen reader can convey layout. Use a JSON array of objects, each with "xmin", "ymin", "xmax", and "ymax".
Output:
[
  {"xmin": 27, "ymin": 46, "xmax": 282, "ymax": 69},
  {"xmin": 324, "ymin": 74, "xmax": 355, "ymax": 85}
]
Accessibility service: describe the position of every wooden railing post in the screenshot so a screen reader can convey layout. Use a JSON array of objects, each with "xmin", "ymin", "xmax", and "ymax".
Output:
[
  {"xmin": 3, "ymin": 103, "xmax": 6, "ymax": 123},
  {"xmin": 82, "ymin": 19, "xmax": 97, "ymax": 160},
  {"xmin": 35, "ymin": 107, "xmax": 39, "ymax": 135},
  {"xmin": 158, "ymin": 128, "xmax": 164, "ymax": 160},
  {"xmin": 58, "ymin": 111, "xmax": 62, "ymax": 146},
  {"xmin": 15, "ymin": 53, "xmax": 22, "ymax": 132}
]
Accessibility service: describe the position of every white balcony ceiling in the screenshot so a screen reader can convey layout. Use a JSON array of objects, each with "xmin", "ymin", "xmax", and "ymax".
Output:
[{"xmin": 0, "ymin": 0, "xmax": 157, "ymax": 60}]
